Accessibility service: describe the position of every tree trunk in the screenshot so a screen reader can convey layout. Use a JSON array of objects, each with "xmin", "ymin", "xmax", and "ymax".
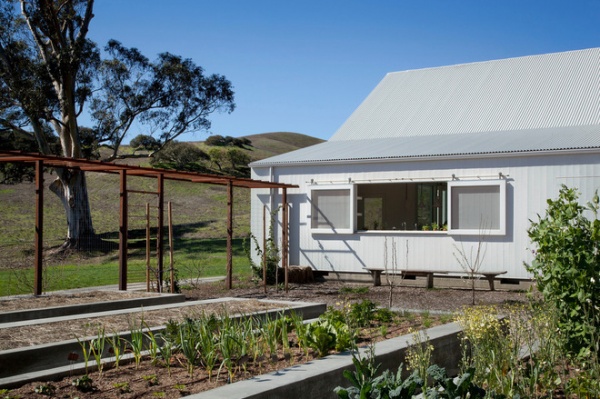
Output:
[{"xmin": 49, "ymin": 168, "xmax": 97, "ymax": 250}]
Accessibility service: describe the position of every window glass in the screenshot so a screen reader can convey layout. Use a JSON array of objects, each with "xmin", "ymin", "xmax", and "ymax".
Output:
[{"xmin": 357, "ymin": 183, "xmax": 447, "ymax": 231}]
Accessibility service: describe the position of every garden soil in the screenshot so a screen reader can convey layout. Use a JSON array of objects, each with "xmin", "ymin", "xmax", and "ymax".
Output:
[{"xmin": 2, "ymin": 279, "xmax": 528, "ymax": 398}]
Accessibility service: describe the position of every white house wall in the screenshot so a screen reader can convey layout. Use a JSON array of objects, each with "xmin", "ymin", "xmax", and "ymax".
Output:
[{"xmin": 251, "ymin": 151, "xmax": 600, "ymax": 280}]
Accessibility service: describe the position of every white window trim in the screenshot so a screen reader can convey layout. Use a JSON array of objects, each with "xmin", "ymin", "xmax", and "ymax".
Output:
[
  {"xmin": 310, "ymin": 184, "xmax": 355, "ymax": 234},
  {"xmin": 447, "ymin": 179, "xmax": 506, "ymax": 236}
]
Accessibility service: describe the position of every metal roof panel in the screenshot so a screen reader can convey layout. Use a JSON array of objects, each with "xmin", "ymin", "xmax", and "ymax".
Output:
[
  {"xmin": 250, "ymin": 125, "xmax": 600, "ymax": 166},
  {"xmin": 330, "ymin": 48, "xmax": 600, "ymax": 141}
]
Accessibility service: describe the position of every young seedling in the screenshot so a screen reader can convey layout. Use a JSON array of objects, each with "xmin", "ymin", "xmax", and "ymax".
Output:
[
  {"xmin": 129, "ymin": 323, "xmax": 145, "ymax": 369},
  {"xmin": 90, "ymin": 326, "xmax": 106, "ymax": 377},
  {"xmin": 76, "ymin": 337, "xmax": 93, "ymax": 374},
  {"xmin": 107, "ymin": 332, "xmax": 125, "ymax": 370}
]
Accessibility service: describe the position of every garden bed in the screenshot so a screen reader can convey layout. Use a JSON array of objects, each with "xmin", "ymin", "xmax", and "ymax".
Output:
[{"xmin": 1, "ymin": 300, "xmax": 445, "ymax": 398}]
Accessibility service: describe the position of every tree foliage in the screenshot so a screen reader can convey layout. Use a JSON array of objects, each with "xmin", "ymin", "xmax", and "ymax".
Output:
[
  {"xmin": 130, "ymin": 134, "xmax": 160, "ymax": 153},
  {"xmin": 205, "ymin": 134, "xmax": 251, "ymax": 148},
  {"xmin": 150, "ymin": 141, "xmax": 209, "ymax": 171},
  {"xmin": 91, "ymin": 40, "xmax": 235, "ymax": 161},
  {"xmin": 527, "ymin": 185, "xmax": 600, "ymax": 357}
]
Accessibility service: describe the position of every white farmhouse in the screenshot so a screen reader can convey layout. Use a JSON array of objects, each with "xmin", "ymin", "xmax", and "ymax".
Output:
[{"xmin": 249, "ymin": 48, "xmax": 600, "ymax": 285}]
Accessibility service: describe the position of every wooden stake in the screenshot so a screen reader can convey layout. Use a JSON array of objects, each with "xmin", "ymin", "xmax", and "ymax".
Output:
[
  {"xmin": 34, "ymin": 160, "xmax": 43, "ymax": 296},
  {"xmin": 226, "ymin": 180, "xmax": 233, "ymax": 289},
  {"xmin": 118, "ymin": 169, "xmax": 128, "ymax": 291},
  {"xmin": 263, "ymin": 205, "xmax": 267, "ymax": 293},
  {"xmin": 146, "ymin": 202, "xmax": 151, "ymax": 292},
  {"xmin": 168, "ymin": 201, "xmax": 174, "ymax": 293},
  {"xmin": 282, "ymin": 188, "xmax": 289, "ymax": 293}
]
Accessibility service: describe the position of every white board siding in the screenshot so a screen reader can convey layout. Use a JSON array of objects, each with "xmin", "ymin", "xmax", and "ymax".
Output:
[{"xmin": 251, "ymin": 151, "xmax": 600, "ymax": 280}]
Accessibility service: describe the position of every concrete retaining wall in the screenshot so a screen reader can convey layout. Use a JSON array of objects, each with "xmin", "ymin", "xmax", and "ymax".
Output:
[
  {"xmin": 0, "ymin": 293, "xmax": 185, "ymax": 323},
  {"xmin": 188, "ymin": 322, "xmax": 463, "ymax": 399}
]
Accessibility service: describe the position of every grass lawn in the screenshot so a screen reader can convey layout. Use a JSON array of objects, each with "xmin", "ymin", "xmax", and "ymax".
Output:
[{"xmin": 0, "ymin": 238, "xmax": 253, "ymax": 297}]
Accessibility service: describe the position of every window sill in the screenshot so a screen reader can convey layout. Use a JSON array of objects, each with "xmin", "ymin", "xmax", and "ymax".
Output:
[{"xmin": 357, "ymin": 229, "xmax": 448, "ymax": 234}]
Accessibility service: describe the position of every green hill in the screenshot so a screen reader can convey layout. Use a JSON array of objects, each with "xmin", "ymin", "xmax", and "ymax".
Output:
[
  {"xmin": 241, "ymin": 132, "xmax": 324, "ymax": 160},
  {"xmin": 191, "ymin": 131, "xmax": 324, "ymax": 164}
]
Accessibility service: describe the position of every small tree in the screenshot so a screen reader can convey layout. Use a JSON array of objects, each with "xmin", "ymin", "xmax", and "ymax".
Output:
[
  {"xmin": 130, "ymin": 134, "xmax": 160, "ymax": 153},
  {"xmin": 527, "ymin": 185, "xmax": 600, "ymax": 357},
  {"xmin": 453, "ymin": 225, "xmax": 488, "ymax": 306},
  {"xmin": 207, "ymin": 147, "xmax": 227, "ymax": 171},
  {"xmin": 383, "ymin": 237, "xmax": 408, "ymax": 308},
  {"xmin": 150, "ymin": 141, "xmax": 209, "ymax": 171},
  {"xmin": 226, "ymin": 147, "xmax": 250, "ymax": 170}
]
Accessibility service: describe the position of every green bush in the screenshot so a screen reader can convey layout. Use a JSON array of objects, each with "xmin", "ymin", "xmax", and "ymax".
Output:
[{"xmin": 527, "ymin": 185, "xmax": 600, "ymax": 357}]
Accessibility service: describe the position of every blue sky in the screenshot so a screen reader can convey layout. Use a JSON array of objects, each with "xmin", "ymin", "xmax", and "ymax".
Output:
[{"xmin": 88, "ymin": 1, "xmax": 600, "ymax": 141}]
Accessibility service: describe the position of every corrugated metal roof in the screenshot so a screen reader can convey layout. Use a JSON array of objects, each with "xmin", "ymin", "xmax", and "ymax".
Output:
[
  {"xmin": 250, "ymin": 125, "xmax": 600, "ymax": 166},
  {"xmin": 331, "ymin": 48, "xmax": 600, "ymax": 141},
  {"xmin": 252, "ymin": 48, "xmax": 600, "ymax": 167}
]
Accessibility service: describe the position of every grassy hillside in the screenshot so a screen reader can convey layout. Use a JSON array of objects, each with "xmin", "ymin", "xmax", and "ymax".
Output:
[
  {"xmin": 0, "ymin": 132, "xmax": 322, "ymax": 294},
  {"xmin": 192, "ymin": 131, "xmax": 324, "ymax": 165},
  {"xmin": 242, "ymin": 131, "xmax": 324, "ymax": 160}
]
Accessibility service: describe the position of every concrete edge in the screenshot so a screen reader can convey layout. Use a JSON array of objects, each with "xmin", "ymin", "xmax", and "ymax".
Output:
[
  {"xmin": 0, "ymin": 293, "xmax": 186, "ymax": 323},
  {"xmin": 186, "ymin": 322, "xmax": 463, "ymax": 399}
]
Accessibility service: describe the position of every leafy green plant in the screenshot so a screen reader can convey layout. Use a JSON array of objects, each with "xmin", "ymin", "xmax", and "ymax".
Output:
[
  {"xmin": 244, "ymin": 206, "xmax": 281, "ymax": 284},
  {"xmin": 72, "ymin": 375, "xmax": 94, "ymax": 392},
  {"xmin": 173, "ymin": 383, "xmax": 189, "ymax": 395},
  {"xmin": 425, "ymin": 365, "xmax": 486, "ymax": 399},
  {"xmin": 306, "ymin": 321, "xmax": 337, "ymax": 357},
  {"xmin": 335, "ymin": 346, "xmax": 423, "ymax": 399},
  {"xmin": 142, "ymin": 374, "xmax": 159, "ymax": 386},
  {"xmin": 348, "ymin": 299, "xmax": 377, "ymax": 328},
  {"xmin": 527, "ymin": 185, "xmax": 600, "ymax": 357},
  {"xmin": 113, "ymin": 381, "xmax": 131, "ymax": 394},
  {"xmin": 33, "ymin": 383, "xmax": 55, "ymax": 396},
  {"xmin": 373, "ymin": 307, "xmax": 395, "ymax": 324}
]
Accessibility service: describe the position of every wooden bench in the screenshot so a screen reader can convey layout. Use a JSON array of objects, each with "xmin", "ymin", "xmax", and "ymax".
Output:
[{"xmin": 365, "ymin": 268, "xmax": 507, "ymax": 291}]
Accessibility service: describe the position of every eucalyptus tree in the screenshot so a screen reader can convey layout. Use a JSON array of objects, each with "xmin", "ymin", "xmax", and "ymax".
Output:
[
  {"xmin": 0, "ymin": 0, "xmax": 235, "ymax": 250},
  {"xmin": 1, "ymin": 0, "xmax": 99, "ymax": 249}
]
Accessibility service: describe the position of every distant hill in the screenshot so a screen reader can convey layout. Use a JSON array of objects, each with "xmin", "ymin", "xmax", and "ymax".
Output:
[
  {"xmin": 241, "ymin": 132, "xmax": 325, "ymax": 161},
  {"xmin": 192, "ymin": 131, "xmax": 324, "ymax": 164}
]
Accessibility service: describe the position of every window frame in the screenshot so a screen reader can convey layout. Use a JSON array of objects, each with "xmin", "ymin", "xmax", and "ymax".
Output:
[
  {"xmin": 447, "ymin": 179, "xmax": 506, "ymax": 236},
  {"xmin": 309, "ymin": 184, "xmax": 356, "ymax": 234}
]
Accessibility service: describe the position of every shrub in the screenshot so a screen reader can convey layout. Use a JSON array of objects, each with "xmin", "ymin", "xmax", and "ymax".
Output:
[{"xmin": 526, "ymin": 185, "xmax": 600, "ymax": 357}]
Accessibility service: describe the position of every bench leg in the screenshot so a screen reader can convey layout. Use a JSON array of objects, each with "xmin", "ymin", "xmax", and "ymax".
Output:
[
  {"xmin": 371, "ymin": 271, "xmax": 381, "ymax": 287},
  {"xmin": 426, "ymin": 273, "xmax": 434, "ymax": 289},
  {"xmin": 485, "ymin": 275, "xmax": 496, "ymax": 291}
]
